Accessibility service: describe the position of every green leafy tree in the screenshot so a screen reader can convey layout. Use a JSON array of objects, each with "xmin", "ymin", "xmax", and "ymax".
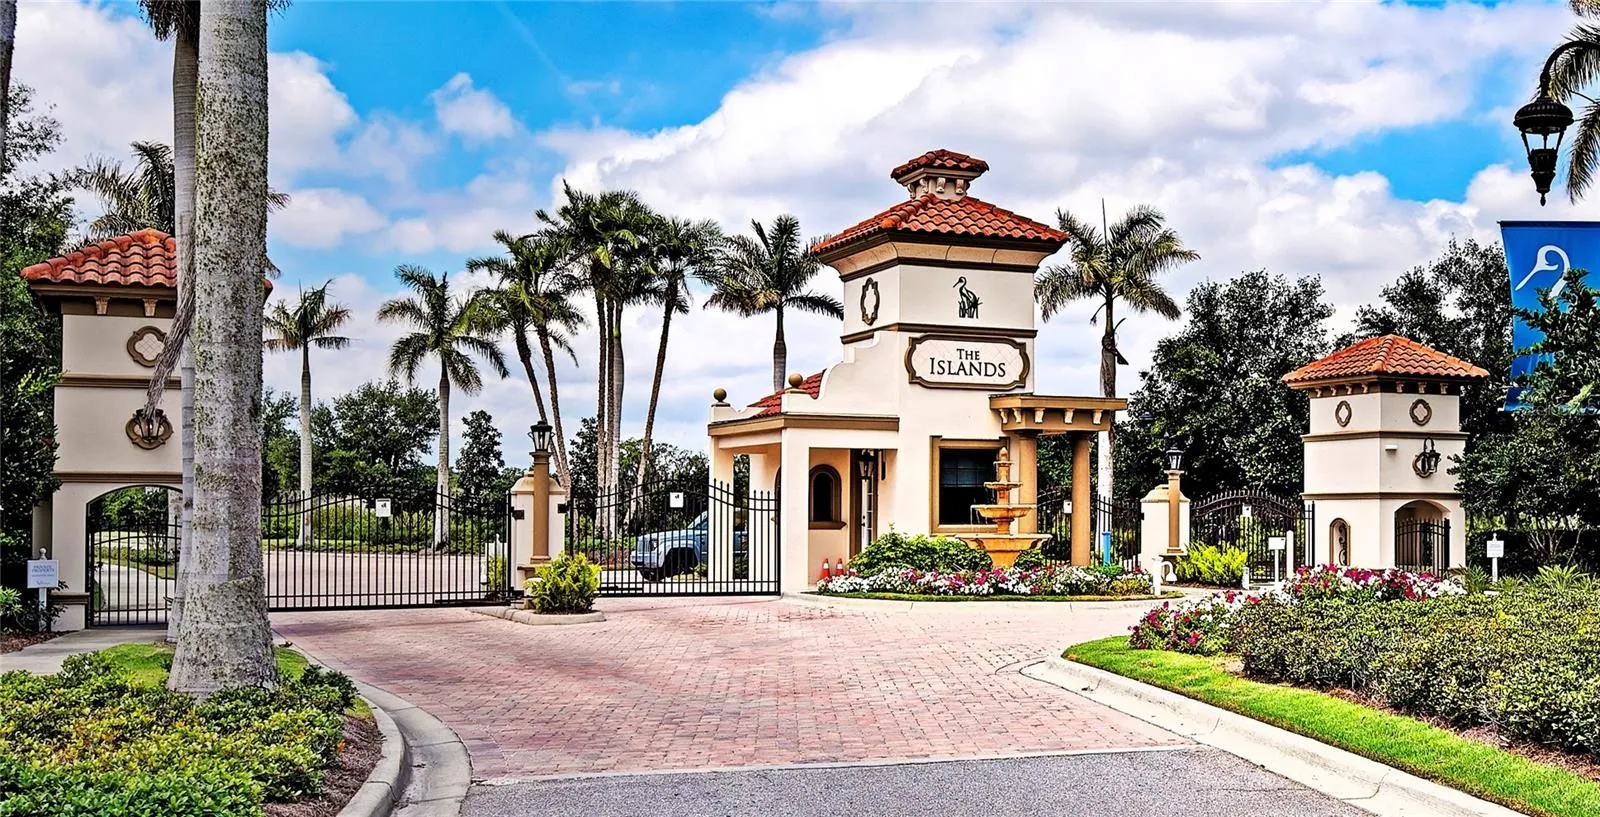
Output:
[
  {"xmin": 1345, "ymin": 238, "xmax": 1513, "ymax": 445},
  {"xmin": 260, "ymin": 388, "xmax": 299, "ymax": 498},
  {"xmin": 1457, "ymin": 270, "xmax": 1600, "ymax": 568},
  {"xmin": 1035, "ymin": 204, "xmax": 1199, "ymax": 502},
  {"xmin": 1114, "ymin": 269, "xmax": 1333, "ymax": 500},
  {"xmin": 378, "ymin": 266, "xmax": 507, "ymax": 545},
  {"xmin": 456, "ymin": 410, "xmax": 511, "ymax": 517},
  {"xmin": 0, "ymin": 87, "xmax": 68, "ymax": 589},
  {"xmin": 706, "ymin": 214, "xmax": 843, "ymax": 393},
  {"xmin": 311, "ymin": 379, "xmax": 439, "ymax": 506}
]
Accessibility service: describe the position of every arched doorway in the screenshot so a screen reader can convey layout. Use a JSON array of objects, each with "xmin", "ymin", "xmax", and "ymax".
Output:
[
  {"xmin": 1328, "ymin": 518, "xmax": 1350, "ymax": 566},
  {"xmin": 86, "ymin": 485, "xmax": 181, "ymax": 625},
  {"xmin": 1394, "ymin": 500, "xmax": 1449, "ymax": 574}
]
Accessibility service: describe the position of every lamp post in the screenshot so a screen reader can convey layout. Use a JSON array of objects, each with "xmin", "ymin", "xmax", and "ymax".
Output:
[
  {"xmin": 1514, "ymin": 41, "xmax": 1583, "ymax": 205},
  {"xmin": 1164, "ymin": 438, "xmax": 1185, "ymax": 555},
  {"xmin": 528, "ymin": 421, "xmax": 555, "ymax": 562}
]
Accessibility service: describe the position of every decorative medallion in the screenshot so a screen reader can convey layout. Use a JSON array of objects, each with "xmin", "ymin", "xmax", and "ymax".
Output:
[
  {"xmin": 126, "ymin": 326, "xmax": 167, "ymax": 368},
  {"xmin": 125, "ymin": 408, "xmax": 173, "ymax": 450},
  {"xmin": 859, "ymin": 277, "xmax": 880, "ymax": 325},
  {"xmin": 1409, "ymin": 398, "xmax": 1432, "ymax": 427},
  {"xmin": 1334, "ymin": 399, "xmax": 1352, "ymax": 428},
  {"xmin": 954, "ymin": 276, "xmax": 981, "ymax": 319}
]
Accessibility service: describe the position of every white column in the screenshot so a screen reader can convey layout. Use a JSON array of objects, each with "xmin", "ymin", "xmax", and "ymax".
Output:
[
  {"xmin": 747, "ymin": 452, "xmax": 779, "ymax": 588},
  {"xmin": 779, "ymin": 438, "xmax": 811, "ymax": 592},
  {"xmin": 709, "ymin": 445, "xmax": 736, "ymax": 581}
]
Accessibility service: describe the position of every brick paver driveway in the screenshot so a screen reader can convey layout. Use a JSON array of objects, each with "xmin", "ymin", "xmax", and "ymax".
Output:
[{"xmin": 272, "ymin": 597, "xmax": 1187, "ymax": 780}]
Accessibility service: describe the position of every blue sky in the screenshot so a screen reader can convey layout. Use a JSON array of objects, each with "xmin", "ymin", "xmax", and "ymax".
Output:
[{"xmin": 11, "ymin": 0, "xmax": 1589, "ymax": 455}]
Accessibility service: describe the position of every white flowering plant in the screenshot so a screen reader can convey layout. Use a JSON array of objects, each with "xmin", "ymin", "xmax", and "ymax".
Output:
[{"xmin": 815, "ymin": 563, "xmax": 1153, "ymax": 598}]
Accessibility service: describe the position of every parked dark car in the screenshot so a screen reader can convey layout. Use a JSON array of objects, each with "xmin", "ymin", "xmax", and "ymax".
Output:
[{"xmin": 631, "ymin": 511, "xmax": 748, "ymax": 581}]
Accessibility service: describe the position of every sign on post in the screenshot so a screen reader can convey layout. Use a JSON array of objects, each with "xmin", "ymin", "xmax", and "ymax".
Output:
[
  {"xmin": 26, "ymin": 560, "xmax": 58, "ymax": 589},
  {"xmin": 1268, "ymin": 536, "xmax": 1286, "ymax": 585},
  {"xmin": 373, "ymin": 499, "xmax": 392, "ymax": 519},
  {"xmin": 1486, "ymin": 534, "xmax": 1505, "ymax": 583},
  {"xmin": 670, "ymin": 492, "xmax": 685, "ymax": 509}
]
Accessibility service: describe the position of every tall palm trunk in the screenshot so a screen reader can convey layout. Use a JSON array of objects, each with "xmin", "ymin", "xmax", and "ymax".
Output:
[
  {"xmin": 435, "ymin": 369, "xmax": 450, "ymax": 549},
  {"xmin": 771, "ymin": 305, "xmax": 787, "ymax": 392},
  {"xmin": 609, "ymin": 300, "xmax": 623, "ymax": 507},
  {"xmin": 594, "ymin": 292, "xmax": 611, "ymax": 534},
  {"xmin": 1098, "ymin": 295, "xmax": 1116, "ymax": 503},
  {"xmin": 511, "ymin": 319, "xmax": 550, "ymax": 424},
  {"xmin": 537, "ymin": 327, "xmax": 571, "ymax": 487},
  {"xmin": 168, "ymin": 0, "xmax": 276, "ymax": 695},
  {"xmin": 634, "ymin": 305, "xmax": 672, "ymax": 491},
  {"xmin": 0, "ymin": 0, "xmax": 16, "ymax": 167},
  {"xmin": 166, "ymin": 20, "xmax": 199, "ymax": 643},
  {"xmin": 296, "ymin": 343, "xmax": 313, "ymax": 548}
]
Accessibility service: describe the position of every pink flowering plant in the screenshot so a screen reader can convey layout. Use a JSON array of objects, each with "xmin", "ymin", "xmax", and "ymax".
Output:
[
  {"xmin": 1283, "ymin": 564, "xmax": 1464, "ymax": 602},
  {"xmin": 815, "ymin": 563, "xmax": 1152, "ymax": 598}
]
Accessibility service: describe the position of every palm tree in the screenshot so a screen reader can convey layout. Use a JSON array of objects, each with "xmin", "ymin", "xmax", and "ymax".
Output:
[
  {"xmin": 1540, "ymin": 1, "xmax": 1600, "ymax": 201},
  {"xmin": 706, "ymin": 214, "xmax": 843, "ymax": 393},
  {"xmin": 263, "ymin": 281, "xmax": 351, "ymax": 546},
  {"xmin": 467, "ymin": 230, "xmax": 586, "ymax": 486},
  {"xmin": 537, "ymin": 185, "xmax": 656, "ymax": 518},
  {"xmin": 1, "ymin": 0, "xmax": 17, "ymax": 167},
  {"xmin": 378, "ymin": 266, "xmax": 509, "ymax": 547},
  {"xmin": 76, "ymin": 138, "xmax": 290, "ymax": 245},
  {"xmin": 167, "ymin": 0, "xmax": 277, "ymax": 696},
  {"xmin": 635, "ymin": 216, "xmax": 722, "ymax": 489},
  {"xmin": 1034, "ymin": 204, "xmax": 1199, "ymax": 502}
]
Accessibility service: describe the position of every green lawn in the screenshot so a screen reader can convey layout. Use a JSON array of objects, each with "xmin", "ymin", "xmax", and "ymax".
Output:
[
  {"xmin": 1067, "ymin": 637, "xmax": 1600, "ymax": 817},
  {"xmin": 811, "ymin": 591, "xmax": 1184, "ymax": 603},
  {"xmin": 93, "ymin": 545, "xmax": 177, "ymax": 580},
  {"xmin": 96, "ymin": 642, "xmax": 370, "ymax": 717}
]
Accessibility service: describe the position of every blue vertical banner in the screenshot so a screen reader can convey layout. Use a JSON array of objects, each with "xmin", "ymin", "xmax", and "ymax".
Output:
[{"xmin": 1499, "ymin": 221, "xmax": 1600, "ymax": 409}]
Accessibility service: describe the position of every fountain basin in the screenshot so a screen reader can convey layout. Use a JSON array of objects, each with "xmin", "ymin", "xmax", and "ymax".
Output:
[{"xmin": 958, "ymin": 533, "xmax": 1052, "ymax": 568}]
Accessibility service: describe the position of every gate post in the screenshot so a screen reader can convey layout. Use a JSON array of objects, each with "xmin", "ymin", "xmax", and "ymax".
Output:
[
  {"xmin": 511, "ymin": 438, "xmax": 556, "ymax": 584},
  {"xmin": 1140, "ymin": 482, "xmax": 1189, "ymax": 563}
]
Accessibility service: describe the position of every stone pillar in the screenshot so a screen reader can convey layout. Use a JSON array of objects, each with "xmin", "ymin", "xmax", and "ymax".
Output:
[
  {"xmin": 708, "ymin": 445, "xmax": 736, "ymax": 581},
  {"xmin": 779, "ymin": 439, "xmax": 811, "ymax": 592},
  {"xmin": 510, "ymin": 469, "xmax": 538, "ymax": 582},
  {"xmin": 1011, "ymin": 433, "xmax": 1038, "ymax": 535},
  {"xmin": 1140, "ymin": 483, "xmax": 1190, "ymax": 564},
  {"xmin": 1070, "ymin": 433, "xmax": 1092, "ymax": 566}
]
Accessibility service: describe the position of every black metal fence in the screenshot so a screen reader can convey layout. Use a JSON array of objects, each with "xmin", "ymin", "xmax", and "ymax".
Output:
[
  {"xmin": 87, "ymin": 486, "xmax": 181, "ymax": 626},
  {"xmin": 1034, "ymin": 489, "xmax": 1143, "ymax": 568},
  {"xmin": 1395, "ymin": 518, "xmax": 1450, "ymax": 575},
  {"xmin": 1189, "ymin": 489, "xmax": 1315, "ymax": 574},
  {"xmin": 567, "ymin": 479, "xmax": 779, "ymax": 596}
]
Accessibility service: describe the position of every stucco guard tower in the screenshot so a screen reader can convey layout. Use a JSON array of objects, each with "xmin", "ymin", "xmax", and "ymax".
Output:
[
  {"xmin": 708, "ymin": 150, "xmax": 1124, "ymax": 591},
  {"xmin": 21, "ymin": 229, "xmax": 183, "ymax": 630},
  {"xmin": 1283, "ymin": 334, "xmax": 1488, "ymax": 572}
]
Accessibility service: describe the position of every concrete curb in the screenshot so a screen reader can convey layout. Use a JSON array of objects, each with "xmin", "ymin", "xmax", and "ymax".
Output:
[
  {"xmin": 337, "ymin": 699, "xmax": 411, "ymax": 817},
  {"xmin": 469, "ymin": 606, "xmax": 605, "ymax": 625},
  {"xmin": 1024, "ymin": 656, "xmax": 1524, "ymax": 817},
  {"xmin": 782, "ymin": 592, "xmax": 1172, "ymax": 613},
  {"xmin": 358, "ymin": 682, "xmax": 474, "ymax": 817}
]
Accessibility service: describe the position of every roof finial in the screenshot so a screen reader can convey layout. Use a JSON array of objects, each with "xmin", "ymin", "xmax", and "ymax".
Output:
[{"xmin": 890, "ymin": 149, "xmax": 989, "ymax": 201}]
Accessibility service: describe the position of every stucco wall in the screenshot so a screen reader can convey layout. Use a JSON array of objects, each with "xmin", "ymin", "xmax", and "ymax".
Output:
[{"xmin": 62, "ymin": 314, "xmax": 170, "ymax": 376}]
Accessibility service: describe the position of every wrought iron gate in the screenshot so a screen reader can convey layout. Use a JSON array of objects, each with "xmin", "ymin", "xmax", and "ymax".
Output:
[
  {"xmin": 1189, "ymin": 489, "xmax": 1315, "ymax": 574},
  {"xmin": 567, "ymin": 479, "xmax": 780, "ymax": 596},
  {"xmin": 1395, "ymin": 518, "xmax": 1449, "ymax": 575},
  {"xmin": 87, "ymin": 486, "xmax": 181, "ymax": 626},
  {"xmin": 1034, "ymin": 488, "xmax": 1143, "ymax": 568}
]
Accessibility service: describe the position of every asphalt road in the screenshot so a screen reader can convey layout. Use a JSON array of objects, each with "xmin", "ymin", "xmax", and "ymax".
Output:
[{"xmin": 463, "ymin": 748, "xmax": 1366, "ymax": 817}]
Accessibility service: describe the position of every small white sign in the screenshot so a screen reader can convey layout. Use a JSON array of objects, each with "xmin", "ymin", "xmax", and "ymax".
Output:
[
  {"xmin": 1486, "ymin": 536, "xmax": 1505, "ymax": 559},
  {"xmin": 1268, "ymin": 536, "xmax": 1286, "ymax": 551},
  {"xmin": 1062, "ymin": 500, "xmax": 1072, "ymax": 514},
  {"xmin": 1241, "ymin": 505, "xmax": 1253, "ymax": 519},
  {"xmin": 374, "ymin": 499, "xmax": 392, "ymax": 518},
  {"xmin": 26, "ymin": 560, "xmax": 58, "ymax": 589},
  {"xmin": 669, "ymin": 492, "xmax": 685, "ymax": 509}
]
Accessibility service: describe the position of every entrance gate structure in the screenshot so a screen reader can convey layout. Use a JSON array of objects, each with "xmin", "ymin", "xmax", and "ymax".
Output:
[
  {"xmin": 567, "ymin": 479, "xmax": 780, "ymax": 597},
  {"xmin": 1189, "ymin": 489, "xmax": 1316, "ymax": 576},
  {"xmin": 1035, "ymin": 489, "xmax": 1143, "ymax": 568}
]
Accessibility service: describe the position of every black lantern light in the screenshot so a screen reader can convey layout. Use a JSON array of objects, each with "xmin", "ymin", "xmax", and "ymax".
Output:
[
  {"xmin": 528, "ymin": 421, "xmax": 554, "ymax": 457},
  {"xmin": 1163, "ymin": 437, "xmax": 1185, "ymax": 473},
  {"xmin": 1414, "ymin": 437, "xmax": 1442, "ymax": 478},
  {"xmin": 1514, "ymin": 41, "xmax": 1584, "ymax": 205}
]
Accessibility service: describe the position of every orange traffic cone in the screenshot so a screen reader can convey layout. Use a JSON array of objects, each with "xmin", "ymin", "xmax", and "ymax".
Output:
[
  {"xmin": 835, "ymin": 558, "xmax": 846, "ymax": 577},
  {"xmin": 819, "ymin": 559, "xmax": 832, "ymax": 581}
]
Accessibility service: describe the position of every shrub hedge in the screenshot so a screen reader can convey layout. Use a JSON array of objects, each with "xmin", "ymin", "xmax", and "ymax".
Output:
[
  {"xmin": 525, "ymin": 553, "xmax": 600, "ymax": 613},
  {"xmin": 0, "ymin": 655, "xmax": 358, "ymax": 817},
  {"xmin": 847, "ymin": 530, "xmax": 991, "ymax": 574}
]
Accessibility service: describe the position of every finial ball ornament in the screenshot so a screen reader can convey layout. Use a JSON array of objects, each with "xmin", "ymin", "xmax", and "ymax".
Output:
[
  {"xmin": 713, "ymin": 387, "xmax": 727, "ymax": 402},
  {"xmin": 788, "ymin": 373, "xmax": 804, "ymax": 388}
]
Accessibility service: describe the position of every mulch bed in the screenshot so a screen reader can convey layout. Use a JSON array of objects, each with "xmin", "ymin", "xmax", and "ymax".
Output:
[
  {"xmin": 0, "ymin": 630, "xmax": 63, "ymax": 654},
  {"xmin": 267, "ymin": 714, "xmax": 384, "ymax": 817}
]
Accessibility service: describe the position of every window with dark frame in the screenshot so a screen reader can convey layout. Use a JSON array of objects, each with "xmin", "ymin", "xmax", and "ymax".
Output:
[
  {"xmin": 938, "ymin": 447, "xmax": 997, "ymax": 526},
  {"xmin": 810, "ymin": 466, "xmax": 841, "ymax": 524}
]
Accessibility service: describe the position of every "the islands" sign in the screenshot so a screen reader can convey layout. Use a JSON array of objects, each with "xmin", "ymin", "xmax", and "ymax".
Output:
[{"xmin": 905, "ymin": 335, "xmax": 1030, "ymax": 391}]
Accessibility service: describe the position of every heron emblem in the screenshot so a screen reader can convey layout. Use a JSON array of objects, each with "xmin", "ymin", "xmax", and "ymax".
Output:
[{"xmin": 954, "ymin": 276, "xmax": 981, "ymax": 319}]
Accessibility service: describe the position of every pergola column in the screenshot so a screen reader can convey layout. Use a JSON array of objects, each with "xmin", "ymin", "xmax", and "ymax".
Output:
[
  {"xmin": 1070, "ymin": 432, "xmax": 1092, "ymax": 566},
  {"xmin": 1011, "ymin": 432, "xmax": 1038, "ymax": 535}
]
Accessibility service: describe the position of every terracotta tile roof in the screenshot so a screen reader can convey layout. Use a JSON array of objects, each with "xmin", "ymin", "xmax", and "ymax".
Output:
[
  {"xmin": 890, "ymin": 149, "xmax": 990, "ymax": 181},
  {"xmin": 813, "ymin": 194, "xmax": 1068, "ymax": 258},
  {"xmin": 1283, "ymin": 335, "xmax": 1489, "ymax": 385},
  {"xmin": 19, "ymin": 228, "xmax": 176, "ymax": 288},
  {"xmin": 749, "ymin": 372, "xmax": 823, "ymax": 417}
]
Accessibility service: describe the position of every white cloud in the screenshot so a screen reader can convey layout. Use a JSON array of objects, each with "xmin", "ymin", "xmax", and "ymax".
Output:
[
  {"xmin": 272, "ymin": 188, "xmax": 387, "ymax": 249},
  {"xmin": 429, "ymin": 72, "xmax": 516, "ymax": 141},
  {"xmin": 268, "ymin": 52, "xmax": 359, "ymax": 182}
]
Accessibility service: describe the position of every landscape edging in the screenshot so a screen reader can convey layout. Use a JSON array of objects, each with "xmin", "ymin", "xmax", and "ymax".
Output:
[
  {"xmin": 469, "ymin": 606, "xmax": 606, "ymax": 625},
  {"xmin": 1023, "ymin": 656, "xmax": 1526, "ymax": 817},
  {"xmin": 782, "ymin": 592, "xmax": 1173, "ymax": 612},
  {"xmin": 336, "ymin": 697, "xmax": 411, "ymax": 817}
]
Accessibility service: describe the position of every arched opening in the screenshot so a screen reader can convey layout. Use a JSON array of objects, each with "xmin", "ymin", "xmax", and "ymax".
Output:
[
  {"xmin": 86, "ymin": 484, "xmax": 180, "ymax": 626},
  {"xmin": 1329, "ymin": 518, "xmax": 1350, "ymax": 567},
  {"xmin": 809, "ymin": 465, "xmax": 843, "ymax": 528},
  {"xmin": 1394, "ymin": 500, "xmax": 1449, "ymax": 574}
]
